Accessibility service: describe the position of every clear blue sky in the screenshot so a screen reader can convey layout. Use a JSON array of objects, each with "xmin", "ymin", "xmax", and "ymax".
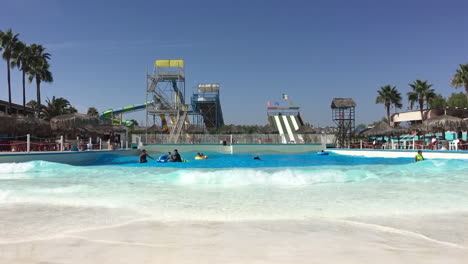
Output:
[{"xmin": 1, "ymin": 0, "xmax": 467, "ymax": 126}]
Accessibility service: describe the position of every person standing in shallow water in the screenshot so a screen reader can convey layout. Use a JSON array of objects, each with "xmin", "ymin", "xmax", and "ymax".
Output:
[
  {"xmin": 139, "ymin": 149, "xmax": 154, "ymax": 163},
  {"xmin": 414, "ymin": 150, "xmax": 424, "ymax": 162},
  {"xmin": 172, "ymin": 149, "xmax": 182, "ymax": 162}
]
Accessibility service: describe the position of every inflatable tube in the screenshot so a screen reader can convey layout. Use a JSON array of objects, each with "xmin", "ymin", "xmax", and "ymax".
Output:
[
  {"xmin": 157, "ymin": 154, "xmax": 170, "ymax": 163},
  {"xmin": 195, "ymin": 156, "xmax": 208, "ymax": 160},
  {"xmin": 317, "ymin": 151, "xmax": 329, "ymax": 155}
]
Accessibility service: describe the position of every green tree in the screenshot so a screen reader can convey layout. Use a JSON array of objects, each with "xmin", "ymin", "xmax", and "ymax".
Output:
[
  {"xmin": 0, "ymin": 29, "xmax": 21, "ymax": 113},
  {"xmin": 26, "ymin": 100, "xmax": 39, "ymax": 110},
  {"xmin": 407, "ymin": 80, "xmax": 434, "ymax": 121},
  {"xmin": 446, "ymin": 92, "xmax": 468, "ymax": 108},
  {"xmin": 429, "ymin": 93, "xmax": 447, "ymax": 109},
  {"xmin": 28, "ymin": 44, "xmax": 52, "ymax": 116},
  {"xmin": 451, "ymin": 63, "xmax": 468, "ymax": 100},
  {"xmin": 11, "ymin": 42, "xmax": 34, "ymax": 115},
  {"xmin": 376, "ymin": 85, "xmax": 402, "ymax": 124},
  {"xmin": 86, "ymin": 107, "xmax": 99, "ymax": 117},
  {"xmin": 42, "ymin": 96, "xmax": 77, "ymax": 120}
]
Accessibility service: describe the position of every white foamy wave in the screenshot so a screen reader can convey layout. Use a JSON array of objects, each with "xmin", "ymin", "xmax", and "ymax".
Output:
[
  {"xmin": 172, "ymin": 168, "xmax": 357, "ymax": 186},
  {"xmin": 0, "ymin": 160, "xmax": 70, "ymax": 175},
  {"xmin": 0, "ymin": 162, "xmax": 36, "ymax": 175}
]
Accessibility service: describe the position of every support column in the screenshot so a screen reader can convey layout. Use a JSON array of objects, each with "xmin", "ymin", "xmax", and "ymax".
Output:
[
  {"xmin": 60, "ymin": 135, "xmax": 64, "ymax": 152},
  {"xmin": 27, "ymin": 134, "xmax": 30, "ymax": 153}
]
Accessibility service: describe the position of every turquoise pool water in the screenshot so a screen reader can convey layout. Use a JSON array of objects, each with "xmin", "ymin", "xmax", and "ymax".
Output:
[
  {"xmin": 90, "ymin": 152, "xmax": 412, "ymax": 168},
  {"xmin": 1, "ymin": 152, "xmax": 468, "ymax": 242}
]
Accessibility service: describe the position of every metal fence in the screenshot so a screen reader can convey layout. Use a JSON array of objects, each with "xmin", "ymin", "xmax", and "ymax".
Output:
[
  {"xmin": 132, "ymin": 133, "xmax": 333, "ymax": 145},
  {"xmin": 0, "ymin": 134, "xmax": 127, "ymax": 152}
]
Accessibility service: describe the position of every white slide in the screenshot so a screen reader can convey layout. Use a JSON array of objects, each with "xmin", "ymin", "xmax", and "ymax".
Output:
[
  {"xmin": 282, "ymin": 115, "xmax": 295, "ymax": 143},
  {"xmin": 274, "ymin": 115, "xmax": 287, "ymax": 144},
  {"xmin": 289, "ymin": 115, "xmax": 304, "ymax": 143}
]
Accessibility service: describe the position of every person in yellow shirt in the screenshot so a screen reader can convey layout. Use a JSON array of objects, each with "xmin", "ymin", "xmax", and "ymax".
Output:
[{"xmin": 414, "ymin": 150, "xmax": 424, "ymax": 162}]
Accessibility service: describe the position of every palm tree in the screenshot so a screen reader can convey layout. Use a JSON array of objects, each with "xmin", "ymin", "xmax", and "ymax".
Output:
[
  {"xmin": 0, "ymin": 29, "xmax": 21, "ymax": 114},
  {"xmin": 407, "ymin": 80, "xmax": 434, "ymax": 121},
  {"xmin": 42, "ymin": 96, "xmax": 76, "ymax": 120},
  {"xmin": 451, "ymin": 63, "xmax": 468, "ymax": 100},
  {"xmin": 376, "ymin": 85, "xmax": 402, "ymax": 124},
  {"xmin": 87, "ymin": 107, "xmax": 99, "ymax": 117},
  {"xmin": 11, "ymin": 42, "xmax": 33, "ymax": 115},
  {"xmin": 28, "ymin": 44, "xmax": 52, "ymax": 116}
]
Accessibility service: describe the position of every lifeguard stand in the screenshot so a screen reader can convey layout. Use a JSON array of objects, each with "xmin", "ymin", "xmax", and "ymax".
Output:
[
  {"xmin": 146, "ymin": 59, "xmax": 188, "ymax": 143},
  {"xmin": 331, "ymin": 98, "xmax": 356, "ymax": 148}
]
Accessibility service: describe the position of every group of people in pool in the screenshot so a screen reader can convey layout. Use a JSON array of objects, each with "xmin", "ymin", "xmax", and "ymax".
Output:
[
  {"xmin": 139, "ymin": 149, "xmax": 182, "ymax": 163},
  {"xmin": 141, "ymin": 149, "xmax": 425, "ymax": 163},
  {"xmin": 139, "ymin": 149, "xmax": 263, "ymax": 163}
]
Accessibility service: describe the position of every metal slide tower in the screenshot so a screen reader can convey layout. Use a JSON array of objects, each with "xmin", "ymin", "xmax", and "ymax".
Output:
[
  {"xmin": 191, "ymin": 83, "xmax": 224, "ymax": 131},
  {"xmin": 331, "ymin": 98, "xmax": 356, "ymax": 148},
  {"xmin": 146, "ymin": 59, "xmax": 188, "ymax": 143}
]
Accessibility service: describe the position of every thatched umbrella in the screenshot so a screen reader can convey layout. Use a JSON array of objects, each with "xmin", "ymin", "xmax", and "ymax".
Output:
[
  {"xmin": 15, "ymin": 115, "xmax": 51, "ymax": 137},
  {"xmin": 0, "ymin": 113, "xmax": 15, "ymax": 135},
  {"xmin": 185, "ymin": 125, "xmax": 206, "ymax": 134},
  {"xmin": 296, "ymin": 125, "xmax": 316, "ymax": 134},
  {"xmin": 0, "ymin": 114, "xmax": 52, "ymax": 137},
  {"xmin": 259, "ymin": 124, "xmax": 278, "ymax": 134},
  {"xmin": 50, "ymin": 113, "xmax": 101, "ymax": 132},
  {"xmin": 423, "ymin": 115, "xmax": 464, "ymax": 132},
  {"xmin": 147, "ymin": 125, "xmax": 164, "ymax": 133},
  {"xmin": 360, "ymin": 122, "xmax": 406, "ymax": 137}
]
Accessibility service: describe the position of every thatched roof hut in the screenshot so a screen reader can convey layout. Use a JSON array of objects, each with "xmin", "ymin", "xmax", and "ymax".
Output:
[
  {"xmin": 259, "ymin": 124, "xmax": 278, "ymax": 134},
  {"xmin": 50, "ymin": 113, "xmax": 101, "ymax": 132},
  {"xmin": 0, "ymin": 113, "xmax": 15, "ymax": 135},
  {"xmin": 147, "ymin": 125, "xmax": 164, "ymax": 133},
  {"xmin": 15, "ymin": 116, "xmax": 51, "ymax": 137},
  {"xmin": 360, "ymin": 122, "xmax": 406, "ymax": 137},
  {"xmin": 331, "ymin": 98, "xmax": 356, "ymax": 108},
  {"xmin": 423, "ymin": 115, "xmax": 464, "ymax": 131},
  {"xmin": 50, "ymin": 113, "xmax": 126, "ymax": 137},
  {"xmin": 0, "ymin": 114, "xmax": 51, "ymax": 137},
  {"xmin": 185, "ymin": 125, "xmax": 206, "ymax": 134}
]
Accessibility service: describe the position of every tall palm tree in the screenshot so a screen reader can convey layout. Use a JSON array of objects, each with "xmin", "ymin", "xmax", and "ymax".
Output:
[
  {"xmin": 28, "ymin": 44, "xmax": 52, "ymax": 116},
  {"xmin": 11, "ymin": 42, "xmax": 33, "ymax": 115},
  {"xmin": 0, "ymin": 29, "xmax": 21, "ymax": 114},
  {"xmin": 407, "ymin": 80, "xmax": 434, "ymax": 121},
  {"xmin": 376, "ymin": 85, "xmax": 402, "ymax": 124},
  {"xmin": 451, "ymin": 63, "xmax": 468, "ymax": 100}
]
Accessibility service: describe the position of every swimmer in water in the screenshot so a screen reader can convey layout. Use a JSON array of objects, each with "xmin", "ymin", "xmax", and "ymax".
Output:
[
  {"xmin": 139, "ymin": 149, "xmax": 154, "ymax": 163},
  {"xmin": 414, "ymin": 150, "xmax": 424, "ymax": 162}
]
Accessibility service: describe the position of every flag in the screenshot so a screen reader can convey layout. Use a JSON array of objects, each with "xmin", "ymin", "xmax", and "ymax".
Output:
[
  {"xmin": 282, "ymin": 93, "xmax": 289, "ymax": 100},
  {"xmin": 267, "ymin": 101, "xmax": 271, "ymax": 106}
]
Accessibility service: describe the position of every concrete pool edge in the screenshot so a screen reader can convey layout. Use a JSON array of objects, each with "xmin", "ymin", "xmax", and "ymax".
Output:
[
  {"xmin": 330, "ymin": 149, "xmax": 468, "ymax": 159},
  {"xmin": 0, "ymin": 149, "xmax": 139, "ymax": 165}
]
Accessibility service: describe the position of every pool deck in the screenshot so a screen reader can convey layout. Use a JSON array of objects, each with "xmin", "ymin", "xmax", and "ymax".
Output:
[{"xmin": 331, "ymin": 149, "xmax": 468, "ymax": 159}]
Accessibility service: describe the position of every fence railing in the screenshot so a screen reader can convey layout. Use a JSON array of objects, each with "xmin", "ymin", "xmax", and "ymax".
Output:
[
  {"xmin": 132, "ymin": 133, "xmax": 332, "ymax": 145},
  {"xmin": 0, "ymin": 134, "xmax": 129, "ymax": 153}
]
